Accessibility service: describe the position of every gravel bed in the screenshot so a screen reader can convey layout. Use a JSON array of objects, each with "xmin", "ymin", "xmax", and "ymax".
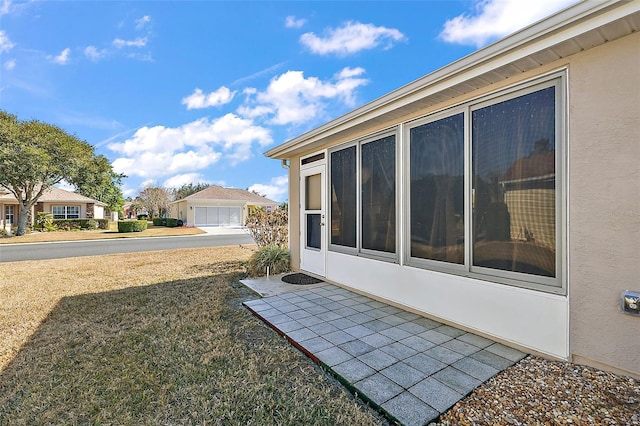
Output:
[{"xmin": 434, "ymin": 356, "xmax": 639, "ymax": 426}]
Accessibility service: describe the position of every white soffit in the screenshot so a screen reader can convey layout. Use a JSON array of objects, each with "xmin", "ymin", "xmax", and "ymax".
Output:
[{"xmin": 265, "ymin": 0, "xmax": 640, "ymax": 159}]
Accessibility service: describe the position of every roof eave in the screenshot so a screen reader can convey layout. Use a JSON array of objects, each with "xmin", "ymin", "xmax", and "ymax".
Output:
[{"xmin": 265, "ymin": 0, "xmax": 635, "ymax": 159}]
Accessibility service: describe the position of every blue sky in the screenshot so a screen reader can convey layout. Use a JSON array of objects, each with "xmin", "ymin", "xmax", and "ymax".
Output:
[{"xmin": 0, "ymin": 0, "xmax": 577, "ymax": 201}]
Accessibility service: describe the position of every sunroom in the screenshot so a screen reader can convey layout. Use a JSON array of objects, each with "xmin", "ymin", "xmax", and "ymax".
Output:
[{"xmin": 266, "ymin": 0, "xmax": 640, "ymax": 377}]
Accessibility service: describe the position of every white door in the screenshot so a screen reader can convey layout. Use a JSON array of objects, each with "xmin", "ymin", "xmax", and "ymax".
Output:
[{"xmin": 300, "ymin": 164, "xmax": 326, "ymax": 276}]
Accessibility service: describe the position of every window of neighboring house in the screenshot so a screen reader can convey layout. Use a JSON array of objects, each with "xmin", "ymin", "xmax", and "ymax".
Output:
[
  {"xmin": 52, "ymin": 205, "xmax": 80, "ymax": 219},
  {"xmin": 406, "ymin": 75, "xmax": 563, "ymax": 292},
  {"xmin": 329, "ymin": 132, "xmax": 397, "ymax": 259},
  {"xmin": 5, "ymin": 205, "xmax": 14, "ymax": 224}
]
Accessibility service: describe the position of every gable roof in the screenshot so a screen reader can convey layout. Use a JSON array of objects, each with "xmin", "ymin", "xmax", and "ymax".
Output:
[
  {"xmin": 0, "ymin": 186, "xmax": 107, "ymax": 206},
  {"xmin": 172, "ymin": 185, "xmax": 278, "ymax": 206},
  {"xmin": 265, "ymin": 0, "xmax": 640, "ymax": 159}
]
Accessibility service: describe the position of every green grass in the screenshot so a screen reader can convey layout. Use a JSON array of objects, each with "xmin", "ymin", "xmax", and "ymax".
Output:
[{"xmin": 0, "ymin": 248, "xmax": 385, "ymax": 425}]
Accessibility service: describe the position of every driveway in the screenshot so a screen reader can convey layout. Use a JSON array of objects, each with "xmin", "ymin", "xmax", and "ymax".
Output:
[{"xmin": 0, "ymin": 233, "xmax": 255, "ymax": 262}]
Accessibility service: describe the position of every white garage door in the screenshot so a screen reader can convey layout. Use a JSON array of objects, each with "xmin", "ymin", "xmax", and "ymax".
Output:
[{"xmin": 194, "ymin": 207, "xmax": 241, "ymax": 226}]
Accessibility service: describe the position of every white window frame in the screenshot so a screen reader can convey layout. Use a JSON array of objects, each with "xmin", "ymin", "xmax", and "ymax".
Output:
[
  {"xmin": 52, "ymin": 205, "xmax": 80, "ymax": 219},
  {"xmin": 404, "ymin": 72, "xmax": 567, "ymax": 294},
  {"xmin": 5, "ymin": 205, "xmax": 15, "ymax": 224}
]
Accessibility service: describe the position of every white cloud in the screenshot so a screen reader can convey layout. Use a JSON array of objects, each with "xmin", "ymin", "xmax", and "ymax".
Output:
[
  {"xmin": 51, "ymin": 47, "xmax": 71, "ymax": 65},
  {"xmin": 300, "ymin": 21, "xmax": 406, "ymax": 56},
  {"xmin": 108, "ymin": 114, "xmax": 273, "ymax": 179},
  {"xmin": 248, "ymin": 175, "xmax": 288, "ymax": 202},
  {"xmin": 135, "ymin": 15, "xmax": 151, "ymax": 30},
  {"xmin": 182, "ymin": 86, "xmax": 236, "ymax": 110},
  {"xmin": 4, "ymin": 58, "xmax": 15, "ymax": 70},
  {"xmin": 439, "ymin": 0, "xmax": 579, "ymax": 48},
  {"xmin": 113, "ymin": 37, "xmax": 148, "ymax": 48},
  {"xmin": 285, "ymin": 15, "xmax": 306, "ymax": 29},
  {"xmin": 163, "ymin": 173, "xmax": 208, "ymax": 189},
  {"xmin": 0, "ymin": 0, "xmax": 10, "ymax": 15},
  {"xmin": 0, "ymin": 30, "xmax": 15, "ymax": 53},
  {"xmin": 239, "ymin": 67, "xmax": 368, "ymax": 125},
  {"xmin": 84, "ymin": 45, "xmax": 107, "ymax": 62}
]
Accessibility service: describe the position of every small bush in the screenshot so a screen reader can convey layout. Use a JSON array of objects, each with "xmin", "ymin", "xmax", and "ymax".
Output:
[
  {"xmin": 152, "ymin": 218, "xmax": 164, "ymax": 226},
  {"xmin": 35, "ymin": 212, "xmax": 56, "ymax": 232},
  {"xmin": 166, "ymin": 218, "xmax": 178, "ymax": 227},
  {"xmin": 118, "ymin": 220, "xmax": 148, "ymax": 233},
  {"xmin": 245, "ymin": 207, "xmax": 288, "ymax": 248},
  {"xmin": 53, "ymin": 219, "xmax": 98, "ymax": 230},
  {"xmin": 95, "ymin": 219, "xmax": 110, "ymax": 230},
  {"xmin": 247, "ymin": 245, "xmax": 291, "ymax": 277}
]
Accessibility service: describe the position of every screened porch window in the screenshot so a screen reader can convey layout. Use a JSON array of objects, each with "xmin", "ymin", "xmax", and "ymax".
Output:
[
  {"xmin": 330, "ymin": 146, "xmax": 357, "ymax": 248},
  {"xmin": 329, "ymin": 133, "xmax": 397, "ymax": 258},
  {"xmin": 407, "ymin": 77, "xmax": 562, "ymax": 291},
  {"xmin": 410, "ymin": 113, "xmax": 464, "ymax": 264}
]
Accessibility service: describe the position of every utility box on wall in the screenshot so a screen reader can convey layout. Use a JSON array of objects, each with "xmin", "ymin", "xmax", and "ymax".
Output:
[{"xmin": 622, "ymin": 291, "xmax": 640, "ymax": 316}]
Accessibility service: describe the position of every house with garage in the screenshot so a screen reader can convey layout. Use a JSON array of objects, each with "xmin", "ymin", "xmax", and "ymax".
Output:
[
  {"xmin": 265, "ymin": 0, "xmax": 640, "ymax": 378},
  {"xmin": 169, "ymin": 185, "xmax": 278, "ymax": 227},
  {"xmin": 0, "ymin": 186, "xmax": 107, "ymax": 231}
]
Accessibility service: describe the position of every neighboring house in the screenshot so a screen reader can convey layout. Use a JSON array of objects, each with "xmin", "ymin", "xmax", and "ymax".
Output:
[
  {"xmin": 0, "ymin": 186, "xmax": 107, "ymax": 231},
  {"xmin": 265, "ymin": 1, "xmax": 640, "ymax": 378},
  {"xmin": 169, "ymin": 185, "xmax": 278, "ymax": 227},
  {"xmin": 122, "ymin": 202, "xmax": 139, "ymax": 219}
]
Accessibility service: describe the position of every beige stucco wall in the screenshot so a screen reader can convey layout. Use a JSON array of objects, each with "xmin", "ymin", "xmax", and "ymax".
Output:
[
  {"xmin": 288, "ymin": 158, "xmax": 302, "ymax": 269},
  {"xmin": 284, "ymin": 30, "xmax": 640, "ymax": 377},
  {"xmin": 568, "ymin": 31, "xmax": 640, "ymax": 377}
]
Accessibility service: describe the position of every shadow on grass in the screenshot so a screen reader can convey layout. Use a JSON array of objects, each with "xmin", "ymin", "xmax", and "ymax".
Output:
[{"xmin": 0, "ymin": 271, "xmax": 384, "ymax": 426}]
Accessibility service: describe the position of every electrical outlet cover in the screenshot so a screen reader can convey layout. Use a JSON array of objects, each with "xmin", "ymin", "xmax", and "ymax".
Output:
[{"xmin": 622, "ymin": 290, "xmax": 640, "ymax": 315}]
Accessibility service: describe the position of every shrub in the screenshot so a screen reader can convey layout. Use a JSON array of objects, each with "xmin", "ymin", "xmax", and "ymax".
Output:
[
  {"xmin": 247, "ymin": 245, "xmax": 291, "ymax": 277},
  {"xmin": 117, "ymin": 220, "xmax": 148, "ymax": 233},
  {"xmin": 245, "ymin": 207, "xmax": 288, "ymax": 248},
  {"xmin": 152, "ymin": 217, "xmax": 164, "ymax": 226},
  {"xmin": 35, "ymin": 212, "xmax": 56, "ymax": 232},
  {"xmin": 53, "ymin": 219, "xmax": 98, "ymax": 230},
  {"xmin": 95, "ymin": 219, "xmax": 110, "ymax": 230},
  {"xmin": 166, "ymin": 218, "xmax": 178, "ymax": 227}
]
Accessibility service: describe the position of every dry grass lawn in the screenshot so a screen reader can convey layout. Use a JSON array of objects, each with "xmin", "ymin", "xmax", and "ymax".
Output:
[
  {"xmin": 0, "ymin": 246, "xmax": 384, "ymax": 425},
  {"xmin": 0, "ymin": 225, "xmax": 205, "ymax": 244}
]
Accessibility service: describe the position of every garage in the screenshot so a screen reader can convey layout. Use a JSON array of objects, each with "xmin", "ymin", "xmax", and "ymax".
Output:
[{"xmin": 194, "ymin": 206, "xmax": 242, "ymax": 227}]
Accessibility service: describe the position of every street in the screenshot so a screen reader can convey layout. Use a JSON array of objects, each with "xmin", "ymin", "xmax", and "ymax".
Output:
[{"xmin": 0, "ymin": 233, "xmax": 255, "ymax": 263}]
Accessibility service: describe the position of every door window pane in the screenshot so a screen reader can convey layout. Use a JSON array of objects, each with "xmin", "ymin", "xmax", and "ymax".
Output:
[
  {"xmin": 472, "ymin": 87, "xmax": 556, "ymax": 277},
  {"xmin": 410, "ymin": 113, "xmax": 465, "ymax": 263},
  {"xmin": 305, "ymin": 174, "xmax": 321, "ymax": 210},
  {"xmin": 361, "ymin": 135, "xmax": 396, "ymax": 253},
  {"xmin": 330, "ymin": 146, "xmax": 357, "ymax": 248},
  {"xmin": 306, "ymin": 213, "xmax": 321, "ymax": 249}
]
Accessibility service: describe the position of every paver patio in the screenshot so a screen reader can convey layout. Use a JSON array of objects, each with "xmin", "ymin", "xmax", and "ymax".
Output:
[{"xmin": 242, "ymin": 280, "xmax": 526, "ymax": 426}]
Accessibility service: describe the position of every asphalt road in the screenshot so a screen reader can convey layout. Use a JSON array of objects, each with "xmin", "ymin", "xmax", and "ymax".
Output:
[{"xmin": 0, "ymin": 233, "xmax": 255, "ymax": 263}]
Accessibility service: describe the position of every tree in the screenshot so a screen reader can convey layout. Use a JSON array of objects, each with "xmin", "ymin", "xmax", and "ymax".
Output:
[
  {"xmin": 136, "ymin": 186, "xmax": 172, "ymax": 218},
  {"xmin": 0, "ymin": 111, "xmax": 115, "ymax": 236},
  {"xmin": 73, "ymin": 155, "xmax": 126, "ymax": 212},
  {"xmin": 172, "ymin": 182, "xmax": 210, "ymax": 201}
]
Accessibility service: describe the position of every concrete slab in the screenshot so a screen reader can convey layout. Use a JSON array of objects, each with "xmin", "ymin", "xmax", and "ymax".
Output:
[{"xmin": 240, "ymin": 280, "xmax": 527, "ymax": 425}]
